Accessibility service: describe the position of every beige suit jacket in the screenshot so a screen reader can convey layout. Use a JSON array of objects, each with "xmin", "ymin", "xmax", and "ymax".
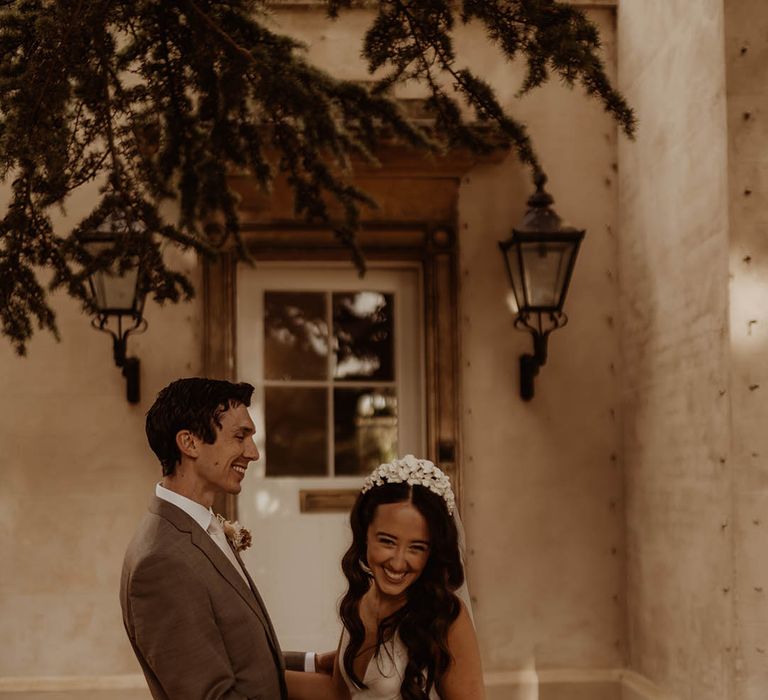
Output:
[{"xmin": 120, "ymin": 497, "xmax": 285, "ymax": 699}]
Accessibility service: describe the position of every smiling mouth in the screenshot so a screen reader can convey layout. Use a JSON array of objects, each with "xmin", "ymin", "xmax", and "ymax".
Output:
[
  {"xmin": 383, "ymin": 568, "xmax": 407, "ymax": 584},
  {"xmin": 232, "ymin": 465, "xmax": 247, "ymax": 475}
]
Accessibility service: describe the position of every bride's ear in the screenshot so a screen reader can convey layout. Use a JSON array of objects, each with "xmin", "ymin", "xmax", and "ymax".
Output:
[{"xmin": 176, "ymin": 430, "xmax": 199, "ymax": 458}]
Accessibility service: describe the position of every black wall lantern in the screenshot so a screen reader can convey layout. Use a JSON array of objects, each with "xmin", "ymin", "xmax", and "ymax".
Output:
[
  {"xmin": 498, "ymin": 172, "xmax": 585, "ymax": 401},
  {"xmin": 81, "ymin": 223, "xmax": 147, "ymax": 404}
]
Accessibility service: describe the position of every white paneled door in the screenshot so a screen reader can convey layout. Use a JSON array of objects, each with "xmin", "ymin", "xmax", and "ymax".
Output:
[{"xmin": 236, "ymin": 262, "xmax": 425, "ymax": 650}]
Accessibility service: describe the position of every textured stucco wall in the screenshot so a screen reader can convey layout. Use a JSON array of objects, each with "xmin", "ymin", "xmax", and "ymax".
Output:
[
  {"xmin": 0, "ymin": 183, "xmax": 202, "ymax": 677},
  {"xmin": 724, "ymin": 1, "xmax": 768, "ymax": 698},
  {"xmin": 617, "ymin": 2, "xmax": 733, "ymax": 700},
  {"xmin": 456, "ymin": 7, "xmax": 623, "ymax": 678}
]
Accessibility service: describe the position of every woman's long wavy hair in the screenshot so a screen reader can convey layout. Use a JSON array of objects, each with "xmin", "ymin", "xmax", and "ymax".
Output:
[{"xmin": 339, "ymin": 481, "xmax": 464, "ymax": 700}]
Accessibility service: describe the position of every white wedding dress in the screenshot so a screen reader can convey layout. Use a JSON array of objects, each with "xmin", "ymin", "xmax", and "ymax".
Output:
[{"xmin": 337, "ymin": 627, "xmax": 440, "ymax": 700}]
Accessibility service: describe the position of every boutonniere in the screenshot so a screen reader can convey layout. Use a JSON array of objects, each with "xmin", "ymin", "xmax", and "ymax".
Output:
[{"xmin": 215, "ymin": 514, "xmax": 252, "ymax": 553}]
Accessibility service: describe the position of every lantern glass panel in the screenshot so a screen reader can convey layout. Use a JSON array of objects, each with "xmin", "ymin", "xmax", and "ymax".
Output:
[
  {"xmin": 502, "ymin": 244, "xmax": 527, "ymax": 311},
  {"xmin": 83, "ymin": 239, "xmax": 141, "ymax": 314},
  {"xmin": 519, "ymin": 240, "xmax": 575, "ymax": 310},
  {"xmin": 92, "ymin": 269, "xmax": 140, "ymax": 312}
]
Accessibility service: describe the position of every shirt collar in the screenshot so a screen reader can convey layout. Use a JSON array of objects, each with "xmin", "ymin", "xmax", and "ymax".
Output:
[{"xmin": 155, "ymin": 482, "xmax": 214, "ymax": 532}]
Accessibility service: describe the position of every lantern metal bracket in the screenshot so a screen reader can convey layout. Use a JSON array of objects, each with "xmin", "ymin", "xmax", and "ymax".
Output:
[
  {"xmin": 514, "ymin": 311, "xmax": 568, "ymax": 401},
  {"xmin": 91, "ymin": 313, "xmax": 147, "ymax": 404}
]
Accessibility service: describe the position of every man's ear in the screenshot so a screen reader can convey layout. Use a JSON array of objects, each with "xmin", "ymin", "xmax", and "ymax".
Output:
[{"xmin": 176, "ymin": 430, "xmax": 199, "ymax": 459}]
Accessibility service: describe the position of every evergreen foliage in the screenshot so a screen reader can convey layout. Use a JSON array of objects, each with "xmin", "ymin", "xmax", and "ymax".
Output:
[{"xmin": 0, "ymin": 0, "xmax": 634, "ymax": 354}]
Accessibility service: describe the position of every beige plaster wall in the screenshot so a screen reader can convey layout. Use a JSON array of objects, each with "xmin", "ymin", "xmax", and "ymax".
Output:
[
  {"xmin": 455, "ymin": 5, "xmax": 624, "ymax": 679},
  {"xmin": 724, "ymin": 1, "xmax": 768, "ymax": 698},
  {"xmin": 0, "ymin": 182, "xmax": 203, "ymax": 677},
  {"xmin": 617, "ymin": 1, "xmax": 733, "ymax": 699},
  {"xmin": 0, "ymin": 4, "xmax": 623, "ymax": 691}
]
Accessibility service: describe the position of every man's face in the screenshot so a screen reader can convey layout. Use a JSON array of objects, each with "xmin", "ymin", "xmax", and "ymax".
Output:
[{"xmin": 191, "ymin": 403, "xmax": 259, "ymax": 499}]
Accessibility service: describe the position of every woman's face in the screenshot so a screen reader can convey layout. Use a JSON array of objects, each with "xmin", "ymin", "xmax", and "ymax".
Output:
[{"xmin": 365, "ymin": 501, "xmax": 431, "ymax": 599}]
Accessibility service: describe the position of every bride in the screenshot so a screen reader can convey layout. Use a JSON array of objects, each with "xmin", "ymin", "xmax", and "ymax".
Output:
[{"xmin": 286, "ymin": 455, "xmax": 485, "ymax": 700}]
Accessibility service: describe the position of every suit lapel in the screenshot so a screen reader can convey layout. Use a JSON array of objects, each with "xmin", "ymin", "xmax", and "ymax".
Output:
[
  {"xmin": 149, "ymin": 497, "xmax": 275, "ymax": 640},
  {"xmin": 234, "ymin": 547, "xmax": 284, "ymax": 667}
]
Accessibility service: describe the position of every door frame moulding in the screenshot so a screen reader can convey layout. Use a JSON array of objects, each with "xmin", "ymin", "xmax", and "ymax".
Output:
[{"xmin": 203, "ymin": 222, "xmax": 463, "ymax": 519}]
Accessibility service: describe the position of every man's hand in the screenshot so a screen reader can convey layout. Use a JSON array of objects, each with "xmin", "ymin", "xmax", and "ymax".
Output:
[{"xmin": 315, "ymin": 650, "xmax": 336, "ymax": 675}]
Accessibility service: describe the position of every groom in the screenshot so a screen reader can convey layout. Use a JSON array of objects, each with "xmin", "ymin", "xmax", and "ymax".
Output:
[{"xmin": 120, "ymin": 378, "xmax": 308, "ymax": 699}]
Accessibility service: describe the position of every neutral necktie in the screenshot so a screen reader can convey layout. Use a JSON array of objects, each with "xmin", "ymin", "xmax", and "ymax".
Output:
[{"xmin": 207, "ymin": 516, "xmax": 250, "ymax": 585}]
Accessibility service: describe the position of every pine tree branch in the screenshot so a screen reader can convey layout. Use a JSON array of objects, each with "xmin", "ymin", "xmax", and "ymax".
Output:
[
  {"xmin": 183, "ymin": 0, "xmax": 270, "ymax": 65},
  {"xmin": 362, "ymin": 0, "xmax": 537, "ymax": 168},
  {"xmin": 0, "ymin": 0, "xmax": 634, "ymax": 354},
  {"xmin": 461, "ymin": 0, "xmax": 636, "ymax": 136}
]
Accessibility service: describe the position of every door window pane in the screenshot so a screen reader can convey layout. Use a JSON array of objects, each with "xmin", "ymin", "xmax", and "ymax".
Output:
[
  {"xmin": 264, "ymin": 292, "xmax": 328, "ymax": 380},
  {"xmin": 265, "ymin": 387, "xmax": 327, "ymax": 476},
  {"xmin": 333, "ymin": 292, "xmax": 394, "ymax": 381},
  {"xmin": 258, "ymin": 286, "xmax": 402, "ymax": 478},
  {"xmin": 334, "ymin": 387, "xmax": 398, "ymax": 475}
]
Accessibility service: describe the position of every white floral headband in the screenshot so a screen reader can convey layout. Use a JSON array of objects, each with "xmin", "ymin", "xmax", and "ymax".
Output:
[{"xmin": 361, "ymin": 454, "xmax": 455, "ymax": 514}]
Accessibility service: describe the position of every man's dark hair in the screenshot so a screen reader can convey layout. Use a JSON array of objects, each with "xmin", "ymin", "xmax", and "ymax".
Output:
[{"xmin": 145, "ymin": 378, "xmax": 255, "ymax": 476}]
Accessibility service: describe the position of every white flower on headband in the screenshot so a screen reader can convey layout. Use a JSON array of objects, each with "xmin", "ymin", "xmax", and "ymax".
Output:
[{"xmin": 362, "ymin": 455, "xmax": 455, "ymax": 514}]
